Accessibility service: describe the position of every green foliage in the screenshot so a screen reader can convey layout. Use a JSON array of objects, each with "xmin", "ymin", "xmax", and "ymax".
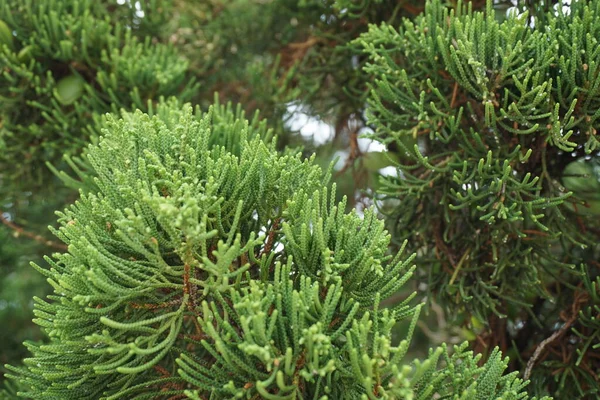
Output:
[
  {"xmin": 0, "ymin": 1, "xmax": 199, "ymax": 391},
  {"xmin": 2, "ymin": 0, "xmax": 598, "ymax": 398},
  {"xmin": 0, "ymin": 182, "xmax": 73, "ymax": 384},
  {"xmin": 171, "ymin": 0, "xmax": 426, "ymax": 144},
  {"xmin": 4, "ymin": 102, "xmax": 546, "ymax": 399},
  {"xmin": 357, "ymin": 0, "xmax": 600, "ymax": 396},
  {"xmin": 0, "ymin": 0, "xmax": 197, "ymax": 190},
  {"xmin": 0, "ymin": 229, "xmax": 48, "ymax": 376}
]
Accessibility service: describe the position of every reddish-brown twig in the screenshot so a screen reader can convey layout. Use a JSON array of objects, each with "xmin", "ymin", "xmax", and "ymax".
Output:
[{"xmin": 0, "ymin": 210, "xmax": 67, "ymax": 251}]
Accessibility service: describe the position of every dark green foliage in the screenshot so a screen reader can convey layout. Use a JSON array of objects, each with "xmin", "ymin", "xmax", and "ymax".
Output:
[
  {"xmin": 4, "ymin": 102, "xmax": 546, "ymax": 399},
  {"xmin": 171, "ymin": 0, "xmax": 429, "ymax": 153},
  {"xmin": 0, "ymin": 181, "xmax": 74, "ymax": 383},
  {"xmin": 0, "ymin": 230, "xmax": 48, "ymax": 375},
  {"xmin": 357, "ymin": 0, "xmax": 600, "ymax": 396},
  {"xmin": 0, "ymin": 0, "xmax": 197, "ymax": 190}
]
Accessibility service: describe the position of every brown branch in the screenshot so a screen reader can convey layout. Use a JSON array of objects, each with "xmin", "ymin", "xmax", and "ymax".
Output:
[
  {"xmin": 524, "ymin": 315, "xmax": 576, "ymax": 380},
  {"xmin": 130, "ymin": 298, "xmax": 182, "ymax": 310},
  {"xmin": 524, "ymin": 289, "xmax": 589, "ymax": 379},
  {"xmin": 261, "ymin": 218, "xmax": 281, "ymax": 257},
  {"xmin": 334, "ymin": 123, "xmax": 362, "ymax": 178},
  {"xmin": 450, "ymin": 82, "xmax": 459, "ymax": 109},
  {"xmin": 183, "ymin": 262, "xmax": 196, "ymax": 311},
  {"xmin": 280, "ymin": 36, "xmax": 321, "ymax": 68},
  {"xmin": 0, "ymin": 210, "xmax": 67, "ymax": 251}
]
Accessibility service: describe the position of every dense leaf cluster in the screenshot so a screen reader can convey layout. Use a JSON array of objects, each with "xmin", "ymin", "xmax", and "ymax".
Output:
[
  {"xmin": 4, "ymin": 102, "xmax": 547, "ymax": 399},
  {"xmin": 358, "ymin": 0, "xmax": 600, "ymax": 396},
  {"xmin": 0, "ymin": 0, "xmax": 197, "ymax": 190}
]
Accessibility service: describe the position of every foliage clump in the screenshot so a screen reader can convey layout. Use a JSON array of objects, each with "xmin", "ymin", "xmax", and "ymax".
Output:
[
  {"xmin": 0, "ymin": 0, "xmax": 197, "ymax": 190},
  {"xmin": 357, "ymin": 0, "xmax": 600, "ymax": 396},
  {"xmin": 4, "ymin": 101, "xmax": 547, "ymax": 399},
  {"xmin": 0, "ymin": 1, "xmax": 198, "ymax": 373}
]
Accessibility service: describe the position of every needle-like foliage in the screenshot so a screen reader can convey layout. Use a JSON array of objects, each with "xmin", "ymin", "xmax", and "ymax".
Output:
[
  {"xmin": 4, "ymin": 101, "xmax": 547, "ymax": 399},
  {"xmin": 0, "ymin": 0, "xmax": 197, "ymax": 191},
  {"xmin": 357, "ymin": 0, "xmax": 600, "ymax": 396},
  {"xmin": 0, "ymin": 1, "xmax": 199, "ymax": 380}
]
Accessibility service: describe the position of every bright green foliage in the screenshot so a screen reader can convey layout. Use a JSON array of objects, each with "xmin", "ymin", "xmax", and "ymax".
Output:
[
  {"xmin": 4, "ymin": 102, "xmax": 547, "ymax": 399},
  {"xmin": 413, "ymin": 343, "xmax": 538, "ymax": 400},
  {"xmin": 357, "ymin": 0, "xmax": 600, "ymax": 397},
  {"xmin": 0, "ymin": 1, "xmax": 198, "ymax": 386},
  {"xmin": 0, "ymin": 0, "xmax": 197, "ymax": 190}
]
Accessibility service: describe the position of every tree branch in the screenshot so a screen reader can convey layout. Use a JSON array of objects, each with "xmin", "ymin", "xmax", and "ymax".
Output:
[{"xmin": 0, "ymin": 210, "xmax": 67, "ymax": 251}]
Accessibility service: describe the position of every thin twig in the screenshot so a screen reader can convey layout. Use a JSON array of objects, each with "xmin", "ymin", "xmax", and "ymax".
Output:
[
  {"xmin": 524, "ymin": 315, "xmax": 576, "ymax": 380},
  {"xmin": 261, "ymin": 218, "xmax": 281, "ymax": 257},
  {"xmin": 524, "ymin": 287, "xmax": 590, "ymax": 379},
  {"xmin": 334, "ymin": 123, "xmax": 362, "ymax": 178},
  {"xmin": 450, "ymin": 81, "xmax": 459, "ymax": 109},
  {"xmin": 0, "ymin": 210, "xmax": 67, "ymax": 251}
]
